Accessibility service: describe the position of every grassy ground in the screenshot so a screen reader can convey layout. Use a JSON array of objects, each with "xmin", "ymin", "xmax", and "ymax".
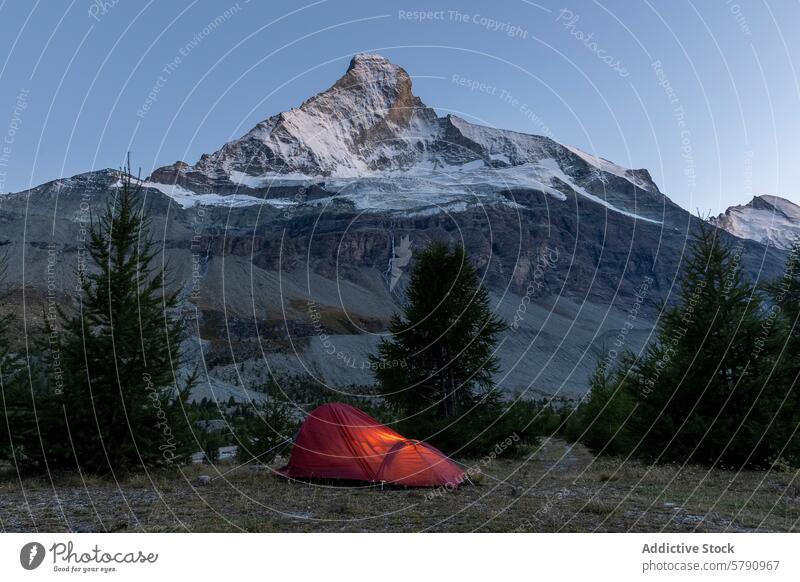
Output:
[{"xmin": 1, "ymin": 439, "xmax": 798, "ymax": 532}]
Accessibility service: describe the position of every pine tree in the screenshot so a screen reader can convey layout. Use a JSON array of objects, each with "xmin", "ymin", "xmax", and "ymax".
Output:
[
  {"xmin": 762, "ymin": 240, "xmax": 800, "ymax": 465},
  {"xmin": 234, "ymin": 388, "xmax": 298, "ymax": 466},
  {"xmin": 373, "ymin": 242, "xmax": 506, "ymax": 420},
  {"xmin": 630, "ymin": 222, "xmax": 776, "ymax": 467},
  {"xmin": 0, "ymin": 256, "xmax": 29, "ymax": 465},
  {"xmin": 370, "ymin": 242, "xmax": 524, "ymax": 455},
  {"xmin": 569, "ymin": 354, "xmax": 638, "ymax": 456},
  {"xmin": 1, "ymin": 252, "xmax": 71, "ymax": 470},
  {"xmin": 57, "ymin": 161, "xmax": 195, "ymax": 472}
]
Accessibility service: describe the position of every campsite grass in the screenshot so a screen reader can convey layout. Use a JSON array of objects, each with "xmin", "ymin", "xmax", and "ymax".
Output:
[{"xmin": 1, "ymin": 439, "xmax": 798, "ymax": 532}]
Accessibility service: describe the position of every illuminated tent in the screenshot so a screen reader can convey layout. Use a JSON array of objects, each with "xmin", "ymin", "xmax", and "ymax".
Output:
[{"xmin": 276, "ymin": 403, "xmax": 464, "ymax": 487}]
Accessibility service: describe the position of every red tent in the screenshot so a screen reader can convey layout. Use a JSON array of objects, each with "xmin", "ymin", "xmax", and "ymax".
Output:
[{"xmin": 276, "ymin": 403, "xmax": 464, "ymax": 487}]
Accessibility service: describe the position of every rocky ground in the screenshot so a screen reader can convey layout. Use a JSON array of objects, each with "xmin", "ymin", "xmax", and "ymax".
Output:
[{"xmin": 2, "ymin": 439, "xmax": 798, "ymax": 533}]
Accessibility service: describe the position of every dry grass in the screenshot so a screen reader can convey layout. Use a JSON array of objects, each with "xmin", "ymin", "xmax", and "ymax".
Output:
[{"xmin": 1, "ymin": 439, "xmax": 798, "ymax": 532}]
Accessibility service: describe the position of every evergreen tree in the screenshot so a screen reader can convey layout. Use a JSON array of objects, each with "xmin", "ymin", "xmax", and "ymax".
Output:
[
  {"xmin": 1, "ymin": 252, "xmax": 72, "ymax": 470},
  {"xmin": 567, "ymin": 354, "xmax": 638, "ymax": 456},
  {"xmin": 630, "ymin": 222, "xmax": 778, "ymax": 467},
  {"xmin": 568, "ymin": 225, "xmax": 800, "ymax": 469},
  {"xmin": 373, "ymin": 242, "xmax": 506, "ymax": 419},
  {"xmin": 56, "ymin": 162, "xmax": 195, "ymax": 472},
  {"xmin": 371, "ymin": 242, "xmax": 529, "ymax": 456},
  {"xmin": 234, "ymin": 389, "xmax": 298, "ymax": 466},
  {"xmin": 762, "ymin": 240, "xmax": 800, "ymax": 465},
  {"xmin": 0, "ymin": 256, "xmax": 30, "ymax": 465}
]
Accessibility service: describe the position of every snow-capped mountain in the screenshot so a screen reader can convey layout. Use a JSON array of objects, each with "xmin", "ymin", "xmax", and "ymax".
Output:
[
  {"xmin": 148, "ymin": 53, "xmax": 676, "ymax": 224},
  {"xmin": 712, "ymin": 195, "xmax": 800, "ymax": 250},
  {"xmin": 0, "ymin": 54, "xmax": 791, "ymax": 398}
]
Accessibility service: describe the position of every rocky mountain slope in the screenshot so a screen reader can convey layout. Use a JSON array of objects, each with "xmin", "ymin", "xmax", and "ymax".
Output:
[
  {"xmin": 712, "ymin": 195, "xmax": 800, "ymax": 250},
  {"xmin": 0, "ymin": 54, "xmax": 789, "ymax": 400}
]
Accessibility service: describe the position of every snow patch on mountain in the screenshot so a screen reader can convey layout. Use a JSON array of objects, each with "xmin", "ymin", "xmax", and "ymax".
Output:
[
  {"xmin": 532, "ymin": 158, "xmax": 661, "ymax": 224},
  {"xmin": 142, "ymin": 181, "xmax": 295, "ymax": 210},
  {"xmin": 565, "ymin": 145, "xmax": 650, "ymax": 191},
  {"xmin": 143, "ymin": 181, "xmax": 259, "ymax": 208},
  {"xmin": 148, "ymin": 156, "xmax": 665, "ymax": 222}
]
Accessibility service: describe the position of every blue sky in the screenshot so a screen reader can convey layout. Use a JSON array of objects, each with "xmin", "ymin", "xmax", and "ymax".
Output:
[{"xmin": 0, "ymin": 0, "xmax": 797, "ymax": 213}]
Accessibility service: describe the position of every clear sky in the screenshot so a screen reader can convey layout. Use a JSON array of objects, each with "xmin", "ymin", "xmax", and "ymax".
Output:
[{"xmin": 0, "ymin": 0, "xmax": 797, "ymax": 214}]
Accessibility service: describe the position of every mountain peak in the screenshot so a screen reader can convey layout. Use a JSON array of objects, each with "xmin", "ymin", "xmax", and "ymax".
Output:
[
  {"xmin": 333, "ymin": 53, "xmax": 423, "ymax": 112},
  {"xmin": 746, "ymin": 194, "xmax": 800, "ymax": 219},
  {"xmin": 712, "ymin": 194, "xmax": 800, "ymax": 250},
  {"xmin": 325, "ymin": 53, "xmax": 430, "ymax": 127},
  {"xmin": 346, "ymin": 52, "xmax": 395, "ymax": 72},
  {"xmin": 146, "ymin": 54, "xmax": 670, "ymax": 224},
  {"xmin": 181, "ymin": 53, "xmax": 438, "ymax": 178}
]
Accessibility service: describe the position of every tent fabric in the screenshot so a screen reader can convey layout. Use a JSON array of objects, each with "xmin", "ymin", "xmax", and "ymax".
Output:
[{"xmin": 276, "ymin": 403, "xmax": 464, "ymax": 487}]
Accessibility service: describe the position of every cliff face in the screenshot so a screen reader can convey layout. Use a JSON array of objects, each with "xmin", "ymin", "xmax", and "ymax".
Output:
[{"xmin": 1, "ymin": 168, "xmax": 786, "ymax": 399}]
